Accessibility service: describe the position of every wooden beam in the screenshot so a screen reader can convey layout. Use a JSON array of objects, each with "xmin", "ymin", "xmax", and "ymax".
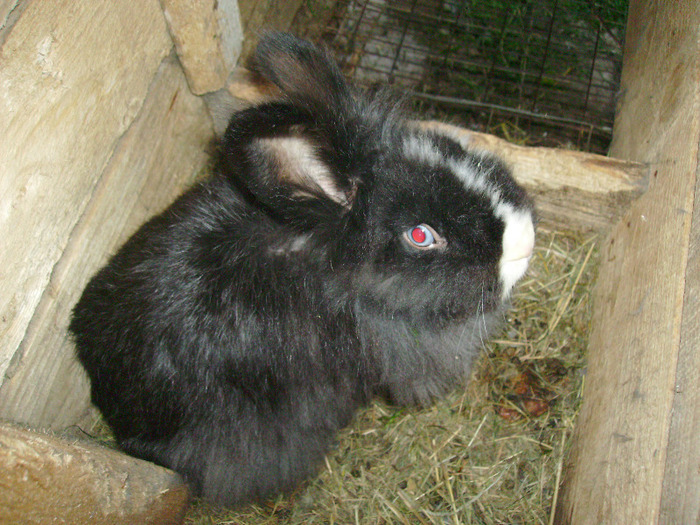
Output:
[
  {"xmin": 0, "ymin": 422, "xmax": 189, "ymax": 524},
  {"xmin": 662, "ymin": 168, "xmax": 700, "ymax": 522},
  {"xmin": 0, "ymin": 0, "xmax": 172, "ymax": 423},
  {"xmin": 160, "ymin": 0, "xmax": 243, "ymax": 95},
  {"xmin": 556, "ymin": 1, "xmax": 700, "ymax": 523}
]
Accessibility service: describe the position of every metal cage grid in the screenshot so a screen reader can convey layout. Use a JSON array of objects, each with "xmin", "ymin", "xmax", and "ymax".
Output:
[{"xmin": 318, "ymin": 0, "xmax": 627, "ymax": 153}]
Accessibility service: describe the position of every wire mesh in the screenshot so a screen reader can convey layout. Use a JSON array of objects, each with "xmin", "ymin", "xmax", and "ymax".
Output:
[{"xmin": 318, "ymin": 0, "xmax": 628, "ymax": 153}]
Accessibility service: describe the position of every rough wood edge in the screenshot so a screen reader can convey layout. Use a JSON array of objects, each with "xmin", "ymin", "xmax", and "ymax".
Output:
[
  {"xmin": 555, "ymin": 1, "xmax": 700, "ymax": 523},
  {"xmin": 0, "ymin": 421, "xmax": 190, "ymax": 524},
  {"xmin": 658, "ymin": 133, "xmax": 700, "ymax": 523}
]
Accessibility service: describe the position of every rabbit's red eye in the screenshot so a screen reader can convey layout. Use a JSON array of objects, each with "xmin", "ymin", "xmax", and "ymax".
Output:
[
  {"xmin": 405, "ymin": 224, "xmax": 436, "ymax": 248},
  {"xmin": 411, "ymin": 227, "xmax": 426, "ymax": 244}
]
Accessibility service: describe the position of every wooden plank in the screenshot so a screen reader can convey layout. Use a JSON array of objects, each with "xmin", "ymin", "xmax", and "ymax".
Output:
[
  {"xmin": 160, "ymin": 0, "xmax": 243, "ymax": 95},
  {"xmin": 0, "ymin": 421, "xmax": 189, "ymax": 524},
  {"xmin": 555, "ymin": 1, "xmax": 700, "ymax": 523},
  {"xmin": 0, "ymin": 52, "xmax": 213, "ymax": 429},
  {"xmin": 660, "ymin": 170, "xmax": 700, "ymax": 523},
  {"xmin": 0, "ymin": 1, "xmax": 171, "ymax": 398},
  {"xmin": 237, "ymin": 0, "xmax": 305, "ymax": 61}
]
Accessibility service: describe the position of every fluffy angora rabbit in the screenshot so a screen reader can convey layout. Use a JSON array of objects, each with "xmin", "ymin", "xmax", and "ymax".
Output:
[{"xmin": 70, "ymin": 32, "xmax": 535, "ymax": 507}]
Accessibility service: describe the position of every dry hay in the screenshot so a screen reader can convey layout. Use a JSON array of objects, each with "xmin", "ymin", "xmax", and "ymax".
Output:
[{"xmin": 185, "ymin": 227, "xmax": 598, "ymax": 525}]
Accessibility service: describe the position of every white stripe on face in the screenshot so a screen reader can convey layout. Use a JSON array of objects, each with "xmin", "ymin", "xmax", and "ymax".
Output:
[{"xmin": 402, "ymin": 134, "xmax": 535, "ymax": 299}]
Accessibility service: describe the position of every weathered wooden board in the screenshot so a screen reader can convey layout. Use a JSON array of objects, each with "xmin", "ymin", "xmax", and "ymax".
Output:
[
  {"xmin": 237, "ymin": 0, "xmax": 305, "ymax": 60},
  {"xmin": 661, "ymin": 175, "xmax": 700, "ymax": 522},
  {"xmin": 1, "ymin": 0, "xmax": 25, "ymax": 40},
  {"xmin": 0, "ymin": 0, "xmax": 171, "ymax": 412},
  {"xmin": 556, "ymin": 1, "xmax": 700, "ymax": 523},
  {"xmin": 0, "ymin": 421, "xmax": 189, "ymax": 524},
  {"xmin": 160, "ymin": 0, "xmax": 243, "ymax": 94},
  {"xmin": 0, "ymin": 48, "xmax": 213, "ymax": 428}
]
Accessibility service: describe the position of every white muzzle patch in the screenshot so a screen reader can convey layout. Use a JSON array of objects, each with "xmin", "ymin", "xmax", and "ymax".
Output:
[{"xmin": 499, "ymin": 209, "xmax": 535, "ymax": 300}]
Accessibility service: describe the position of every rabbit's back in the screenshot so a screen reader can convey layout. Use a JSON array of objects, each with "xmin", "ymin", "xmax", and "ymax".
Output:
[{"xmin": 71, "ymin": 176, "xmax": 370, "ymax": 504}]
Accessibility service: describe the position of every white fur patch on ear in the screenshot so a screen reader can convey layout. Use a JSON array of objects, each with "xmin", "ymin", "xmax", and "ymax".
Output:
[{"xmin": 255, "ymin": 136, "xmax": 349, "ymax": 206}]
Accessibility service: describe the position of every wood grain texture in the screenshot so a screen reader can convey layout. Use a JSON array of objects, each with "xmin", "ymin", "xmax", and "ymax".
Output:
[
  {"xmin": 660, "ymin": 169, "xmax": 700, "ymax": 523},
  {"xmin": 0, "ymin": 421, "xmax": 189, "ymax": 524},
  {"xmin": 160, "ymin": 0, "xmax": 243, "ymax": 94},
  {"xmin": 237, "ymin": 0, "xmax": 305, "ymax": 60},
  {"xmin": 0, "ymin": 52, "xmax": 212, "ymax": 429},
  {"xmin": 0, "ymin": 0, "xmax": 171, "ymax": 394},
  {"xmin": 556, "ymin": 1, "xmax": 700, "ymax": 523}
]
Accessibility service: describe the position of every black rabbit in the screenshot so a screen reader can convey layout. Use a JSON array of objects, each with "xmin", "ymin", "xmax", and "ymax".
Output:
[{"xmin": 70, "ymin": 33, "xmax": 535, "ymax": 507}]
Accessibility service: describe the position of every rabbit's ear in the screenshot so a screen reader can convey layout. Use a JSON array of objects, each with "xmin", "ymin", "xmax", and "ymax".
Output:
[
  {"xmin": 220, "ymin": 102, "xmax": 360, "ymax": 228},
  {"xmin": 232, "ymin": 128, "xmax": 360, "ymax": 230},
  {"xmin": 252, "ymin": 135, "xmax": 356, "ymax": 209},
  {"xmin": 254, "ymin": 32, "xmax": 354, "ymax": 116}
]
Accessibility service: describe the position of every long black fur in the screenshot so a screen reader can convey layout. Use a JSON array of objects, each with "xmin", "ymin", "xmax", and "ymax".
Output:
[{"xmin": 70, "ymin": 33, "xmax": 533, "ymax": 506}]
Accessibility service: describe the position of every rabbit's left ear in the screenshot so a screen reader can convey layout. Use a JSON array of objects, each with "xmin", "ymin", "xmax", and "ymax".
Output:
[
  {"xmin": 220, "ymin": 102, "xmax": 362, "ymax": 228},
  {"xmin": 252, "ymin": 134, "xmax": 356, "ymax": 209}
]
